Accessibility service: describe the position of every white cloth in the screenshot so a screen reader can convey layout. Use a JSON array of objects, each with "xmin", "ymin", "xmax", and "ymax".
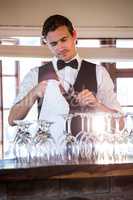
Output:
[
  {"xmin": 39, "ymin": 80, "xmax": 69, "ymax": 141},
  {"xmin": 39, "ymin": 80, "xmax": 69, "ymax": 118}
]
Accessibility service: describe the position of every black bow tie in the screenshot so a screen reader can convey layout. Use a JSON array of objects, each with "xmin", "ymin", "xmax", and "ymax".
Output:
[{"xmin": 57, "ymin": 59, "xmax": 78, "ymax": 70}]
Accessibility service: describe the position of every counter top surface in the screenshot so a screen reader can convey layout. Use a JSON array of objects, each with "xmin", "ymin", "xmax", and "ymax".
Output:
[{"xmin": 1, "ymin": 157, "xmax": 133, "ymax": 181}]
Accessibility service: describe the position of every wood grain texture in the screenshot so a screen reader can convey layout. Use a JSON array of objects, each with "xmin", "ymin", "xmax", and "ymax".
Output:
[{"xmin": 1, "ymin": 159, "xmax": 133, "ymax": 181}]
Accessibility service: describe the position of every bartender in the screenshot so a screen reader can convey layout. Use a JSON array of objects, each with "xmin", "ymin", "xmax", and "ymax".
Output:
[{"xmin": 8, "ymin": 14, "xmax": 124, "ymax": 139}]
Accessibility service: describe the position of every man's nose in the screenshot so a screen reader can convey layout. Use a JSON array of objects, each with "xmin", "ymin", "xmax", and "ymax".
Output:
[{"xmin": 57, "ymin": 41, "xmax": 64, "ymax": 50}]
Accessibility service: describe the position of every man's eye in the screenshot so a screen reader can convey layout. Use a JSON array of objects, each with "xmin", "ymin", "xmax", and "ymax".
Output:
[
  {"xmin": 51, "ymin": 42, "xmax": 57, "ymax": 47},
  {"xmin": 61, "ymin": 38, "xmax": 67, "ymax": 42}
]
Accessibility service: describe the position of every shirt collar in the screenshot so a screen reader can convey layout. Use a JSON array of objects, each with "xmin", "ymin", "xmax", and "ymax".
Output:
[{"xmin": 53, "ymin": 54, "xmax": 82, "ymax": 71}]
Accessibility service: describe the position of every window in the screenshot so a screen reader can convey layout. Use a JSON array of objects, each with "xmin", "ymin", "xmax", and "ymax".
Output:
[
  {"xmin": 77, "ymin": 39, "xmax": 100, "ymax": 48},
  {"xmin": 116, "ymin": 39, "xmax": 133, "ymax": 112},
  {"xmin": 0, "ymin": 37, "xmax": 44, "ymax": 158},
  {"xmin": 0, "ymin": 36, "xmax": 133, "ymax": 158}
]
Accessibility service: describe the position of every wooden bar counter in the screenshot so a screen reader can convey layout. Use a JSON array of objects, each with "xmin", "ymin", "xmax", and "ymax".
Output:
[{"xmin": 0, "ymin": 157, "xmax": 133, "ymax": 200}]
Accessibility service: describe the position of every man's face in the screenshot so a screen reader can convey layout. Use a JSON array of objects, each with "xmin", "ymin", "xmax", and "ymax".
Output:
[{"xmin": 46, "ymin": 25, "xmax": 77, "ymax": 61}]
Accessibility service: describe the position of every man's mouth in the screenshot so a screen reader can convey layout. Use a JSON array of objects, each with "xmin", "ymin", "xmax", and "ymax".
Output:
[{"xmin": 58, "ymin": 50, "xmax": 68, "ymax": 57}]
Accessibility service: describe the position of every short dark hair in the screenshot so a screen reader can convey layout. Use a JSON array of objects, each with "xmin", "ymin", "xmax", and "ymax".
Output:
[{"xmin": 42, "ymin": 14, "xmax": 74, "ymax": 38}]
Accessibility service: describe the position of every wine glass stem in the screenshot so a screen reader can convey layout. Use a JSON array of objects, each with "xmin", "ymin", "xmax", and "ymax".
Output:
[
  {"xmin": 116, "ymin": 118, "xmax": 119, "ymax": 133},
  {"xmin": 67, "ymin": 117, "xmax": 72, "ymax": 135},
  {"xmin": 81, "ymin": 114, "xmax": 85, "ymax": 132}
]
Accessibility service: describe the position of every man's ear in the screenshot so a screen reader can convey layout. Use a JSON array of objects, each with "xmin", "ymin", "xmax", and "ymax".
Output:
[
  {"xmin": 72, "ymin": 30, "xmax": 77, "ymax": 39},
  {"xmin": 41, "ymin": 36, "xmax": 46, "ymax": 45},
  {"xmin": 72, "ymin": 30, "xmax": 78, "ymax": 45}
]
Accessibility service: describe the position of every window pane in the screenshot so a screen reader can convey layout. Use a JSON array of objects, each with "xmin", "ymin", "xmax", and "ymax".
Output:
[
  {"xmin": 2, "ymin": 58, "xmax": 16, "ymax": 75},
  {"xmin": 0, "ymin": 38, "xmax": 18, "ymax": 45},
  {"xmin": 77, "ymin": 39, "xmax": 100, "ymax": 47},
  {"xmin": 122, "ymin": 107, "xmax": 133, "ymax": 113},
  {"xmin": 19, "ymin": 58, "xmax": 43, "ymax": 81},
  {"xmin": 3, "ymin": 110, "xmax": 10, "ymax": 136},
  {"xmin": 116, "ymin": 39, "xmax": 133, "ymax": 48},
  {"xmin": 12, "ymin": 37, "xmax": 41, "ymax": 46},
  {"xmin": 116, "ymin": 61, "xmax": 133, "ymax": 69},
  {"xmin": 3, "ymin": 77, "xmax": 16, "ymax": 108},
  {"xmin": 3, "ymin": 109, "xmax": 16, "ymax": 158},
  {"xmin": 85, "ymin": 59, "xmax": 100, "ymax": 65},
  {"xmin": 117, "ymin": 78, "xmax": 133, "ymax": 106}
]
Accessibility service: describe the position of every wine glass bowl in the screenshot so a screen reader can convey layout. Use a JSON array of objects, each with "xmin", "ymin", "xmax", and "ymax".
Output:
[
  {"xmin": 13, "ymin": 120, "xmax": 33, "ymax": 164},
  {"xmin": 13, "ymin": 119, "xmax": 56, "ymax": 165},
  {"xmin": 33, "ymin": 120, "xmax": 56, "ymax": 163},
  {"xmin": 58, "ymin": 113, "xmax": 79, "ymax": 162}
]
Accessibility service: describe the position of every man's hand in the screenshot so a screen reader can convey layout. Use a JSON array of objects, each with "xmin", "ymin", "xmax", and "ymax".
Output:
[
  {"xmin": 76, "ymin": 89, "xmax": 98, "ymax": 108},
  {"xmin": 34, "ymin": 80, "xmax": 47, "ymax": 98}
]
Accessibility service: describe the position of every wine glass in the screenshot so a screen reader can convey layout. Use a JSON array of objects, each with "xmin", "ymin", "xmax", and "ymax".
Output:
[
  {"xmin": 90, "ymin": 112, "xmax": 113, "ymax": 163},
  {"xmin": 125, "ymin": 113, "xmax": 133, "ymax": 157},
  {"xmin": 111, "ymin": 112, "xmax": 128, "ymax": 162},
  {"xmin": 33, "ymin": 120, "xmax": 56, "ymax": 164},
  {"xmin": 13, "ymin": 120, "xmax": 33, "ymax": 164},
  {"xmin": 61, "ymin": 79, "xmax": 79, "ymax": 111},
  {"xmin": 75, "ymin": 112, "xmax": 88, "ymax": 160},
  {"xmin": 128, "ymin": 113, "xmax": 133, "ymax": 136},
  {"xmin": 76, "ymin": 112, "xmax": 94, "ymax": 160},
  {"xmin": 58, "ymin": 113, "xmax": 79, "ymax": 163}
]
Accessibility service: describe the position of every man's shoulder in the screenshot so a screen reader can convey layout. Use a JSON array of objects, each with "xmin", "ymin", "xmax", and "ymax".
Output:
[
  {"xmin": 82, "ymin": 60, "xmax": 106, "ymax": 72},
  {"xmin": 38, "ymin": 61, "xmax": 53, "ymax": 69},
  {"xmin": 82, "ymin": 59, "xmax": 96, "ymax": 66},
  {"xmin": 81, "ymin": 60, "xmax": 97, "ymax": 71},
  {"xmin": 26, "ymin": 62, "xmax": 53, "ymax": 77}
]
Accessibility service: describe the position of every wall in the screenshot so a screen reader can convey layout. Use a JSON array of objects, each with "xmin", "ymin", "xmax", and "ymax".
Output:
[{"xmin": 0, "ymin": 0, "xmax": 133, "ymax": 28}]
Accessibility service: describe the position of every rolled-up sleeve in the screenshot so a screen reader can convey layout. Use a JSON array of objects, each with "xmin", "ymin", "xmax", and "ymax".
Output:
[
  {"xmin": 96, "ymin": 65, "xmax": 122, "ymax": 113},
  {"xmin": 13, "ymin": 67, "xmax": 38, "ymax": 105}
]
